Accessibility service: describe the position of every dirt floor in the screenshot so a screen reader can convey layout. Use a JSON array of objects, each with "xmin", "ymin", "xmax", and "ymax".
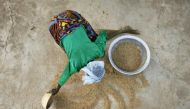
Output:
[{"xmin": 1, "ymin": 0, "xmax": 190, "ymax": 109}]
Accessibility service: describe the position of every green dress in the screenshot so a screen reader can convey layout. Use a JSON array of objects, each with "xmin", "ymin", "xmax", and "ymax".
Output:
[{"xmin": 58, "ymin": 25, "xmax": 107, "ymax": 86}]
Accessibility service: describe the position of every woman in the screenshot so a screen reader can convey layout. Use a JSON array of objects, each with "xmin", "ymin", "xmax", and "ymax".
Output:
[{"xmin": 48, "ymin": 10, "xmax": 107, "ymax": 96}]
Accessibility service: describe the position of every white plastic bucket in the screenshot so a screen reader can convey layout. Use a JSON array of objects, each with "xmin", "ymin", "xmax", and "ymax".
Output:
[{"xmin": 108, "ymin": 34, "xmax": 150, "ymax": 75}]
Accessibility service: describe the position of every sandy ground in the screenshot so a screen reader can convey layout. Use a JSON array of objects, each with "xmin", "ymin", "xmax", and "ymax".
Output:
[{"xmin": 0, "ymin": 0, "xmax": 190, "ymax": 109}]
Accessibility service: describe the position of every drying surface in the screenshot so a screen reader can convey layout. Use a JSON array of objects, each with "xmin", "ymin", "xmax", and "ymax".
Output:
[
  {"xmin": 49, "ymin": 53, "xmax": 148, "ymax": 109},
  {"xmin": 0, "ymin": 0, "xmax": 190, "ymax": 109}
]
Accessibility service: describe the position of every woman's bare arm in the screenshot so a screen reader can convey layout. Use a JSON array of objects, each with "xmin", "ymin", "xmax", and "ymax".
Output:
[{"xmin": 95, "ymin": 26, "xmax": 140, "ymax": 40}]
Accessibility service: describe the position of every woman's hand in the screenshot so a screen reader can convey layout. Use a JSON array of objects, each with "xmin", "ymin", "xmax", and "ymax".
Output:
[{"xmin": 48, "ymin": 84, "xmax": 61, "ymax": 95}]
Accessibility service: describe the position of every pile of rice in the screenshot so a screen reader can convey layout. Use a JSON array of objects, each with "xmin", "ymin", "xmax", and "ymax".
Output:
[{"xmin": 112, "ymin": 42, "xmax": 141, "ymax": 72}]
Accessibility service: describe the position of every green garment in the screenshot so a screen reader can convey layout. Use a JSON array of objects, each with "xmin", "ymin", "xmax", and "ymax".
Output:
[{"xmin": 58, "ymin": 25, "xmax": 107, "ymax": 86}]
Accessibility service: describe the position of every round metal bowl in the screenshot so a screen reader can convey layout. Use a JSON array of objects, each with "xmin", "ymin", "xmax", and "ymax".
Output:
[{"xmin": 108, "ymin": 34, "xmax": 150, "ymax": 75}]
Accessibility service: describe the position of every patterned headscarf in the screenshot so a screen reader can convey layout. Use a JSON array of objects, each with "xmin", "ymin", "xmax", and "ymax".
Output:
[{"xmin": 48, "ymin": 10, "xmax": 98, "ymax": 45}]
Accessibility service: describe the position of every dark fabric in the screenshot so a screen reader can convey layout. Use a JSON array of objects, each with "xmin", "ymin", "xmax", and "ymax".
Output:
[{"xmin": 48, "ymin": 10, "xmax": 98, "ymax": 45}]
